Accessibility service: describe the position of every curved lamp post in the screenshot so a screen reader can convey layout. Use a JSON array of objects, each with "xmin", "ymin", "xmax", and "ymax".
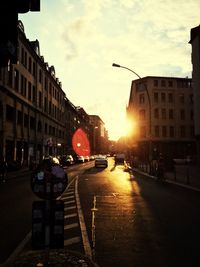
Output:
[{"xmin": 112, "ymin": 63, "xmax": 152, "ymax": 169}]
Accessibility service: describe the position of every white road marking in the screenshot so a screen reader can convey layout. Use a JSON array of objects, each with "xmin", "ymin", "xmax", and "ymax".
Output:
[
  {"xmin": 64, "ymin": 200, "xmax": 75, "ymax": 205},
  {"xmin": 64, "ymin": 205, "xmax": 76, "ymax": 211},
  {"xmin": 64, "ymin": 236, "xmax": 81, "ymax": 246},
  {"xmin": 64, "ymin": 213, "xmax": 77, "ymax": 219},
  {"xmin": 64, "ymin": 223, "xmax": 79, "ymax": 230},
  {"xmin": 75, "ymin": 177, "xmax": 92, "ymax": 259}
]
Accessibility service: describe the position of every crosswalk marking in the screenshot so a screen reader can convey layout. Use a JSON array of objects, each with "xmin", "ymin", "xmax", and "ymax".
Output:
[
  {"xmin": 64, "ymin": 205, "xmax": 76, "ymax": 211},
  {"xmin": 62, "ymin": 195, "xmax": 75, "ymax": 200},
  {"xmin": 63, "ymin": 191, "xmax": 74, "ymax": 196},
  {"xmin": 64, "ymin": 236, "xmax": 81, "ymax": 246},
  {"xmin": 64, "ymin": 200, "xmax": 75, "ymax": 205},
  {"xmin": 64, "ymin": 223, "xmax": 79, "ymax": 230},
  {"xmin": 64, "ymin": 213, "xmax": 77, "ymax": 219}
]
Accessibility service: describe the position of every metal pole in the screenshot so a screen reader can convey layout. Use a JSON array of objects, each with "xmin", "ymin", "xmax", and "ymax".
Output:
[{"xmin": 112, "ymin": 63, "xmax": 152, "ymax": 171}]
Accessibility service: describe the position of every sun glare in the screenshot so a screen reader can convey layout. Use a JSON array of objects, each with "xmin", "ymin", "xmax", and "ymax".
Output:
[{"xmin": 110, "ymin": 117, "xmax": 137, "ymax": 141}]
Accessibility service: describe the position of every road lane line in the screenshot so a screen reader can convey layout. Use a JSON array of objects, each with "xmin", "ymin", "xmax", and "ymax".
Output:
[{"xmin": 75, "ymin": 177, "xmax": 92, "ymax": 259}]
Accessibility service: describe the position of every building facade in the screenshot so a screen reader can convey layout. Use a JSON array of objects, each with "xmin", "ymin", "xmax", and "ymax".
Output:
[
  {"xmin": 189, "ymin": 25, "xmax": 200, "ymax": 163},
  {"xmin": 127, "ymin": 76, "xmax": 196, "ymax": 168},
  {"xmin": 0, "ymin": 21, "xmax": 104, "ymax": 167},
  {"xmin": 89, "ymin": 115, "xmax": 108, "ymax": 155}
]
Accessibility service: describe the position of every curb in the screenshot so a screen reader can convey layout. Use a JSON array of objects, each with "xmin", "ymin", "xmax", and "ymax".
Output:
[{"xmin": 132, "ymin": 168, "xmax": 200, "ymax": 193}]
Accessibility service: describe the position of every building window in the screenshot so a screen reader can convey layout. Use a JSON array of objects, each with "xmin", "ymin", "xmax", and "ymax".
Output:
[
  {"xmin": 190, "ymin": 110, "xmax": 193, "ymax": 120},
  {"xmin": 38, "ymin": 121, "xmax": 42, "ymax": 132},
  {"xmin": 28, "ymin": 57, "xmax": 32, "ymax": 73},
  {"xmin": 14, "ymin": 69, "xmax": 19, "ymax": 92},
  {"xmin": 139, "ymin": 93, "xmax": 145, "ymax": 104},
  {"xmin": 168, "ymin": 93, "xmax": 173, "ymax": 103},
  {"xmin": 17, "ymin": 110, "xmax": 22, "ymax": 125},
  {"xmin": 49, "ymin": 83, "xmax": 52, "ymax": 95},
  {"xmin": 179, "ymin": 94, "xmax": 184, "ymax": 104},
  {"xmin": 161, "ymin": 93, "xmax": 166, "ymax": 102},
  {"xmin": 189, "ymin": 94, "xmax": 193, "ymax": 104},
  {"xmin": 33, "ymin": 62, "xmax": 36, "ymax": 77},
  {"xmin": 180, "ymin": 109, "xmax": 185, "ymax": 120},
  {"xmin": 30, "ymin": 116, "xmax": 35, "ymax": 130},
  {"xmin": 168, "ymin": 80, "xmax": 173, "ymax": 87},
  {"xmin": 180, "ymin": 126, "xmax": 185, "ymax": 138},
  {"xmin": 140, "ymin": 126, "xmax": 146, "ymax": 138},
  {"xmin": 154, "ymin": 125, "xmax": 159, "ymax": 137},
  {"xmin": 161, "ymin": 80, "xmax": 166, "ymax": 87},
  {"xmin": 39, "ymin": 69, "xmax": 42, "ymax": 83},
  {"xmin": 162, "ymin": 126, "xmax": 167, "ymax": 137},
  {"xmin": 44, "ymin": 77, "xmax": 48, "ymax": 91},
  {"xmin": 24, "ymin": 114, "xmax": 29, "ymax": 128},
  {"xmin": 39, "ymin": 92, "xmax": 42, "ymax": 108},
  {"xmin": 154, "ymin": 108, "xmax": 159, "ymax": 119},
  {"xmin": 169, "ymin": 109, "xmax": 174, "ymax": 119},
  {"xmin": 28, "ymin": 82, "xmax": 32, "ymax": 100},
  {"xmin": 24, "ymin": 51, "xmax": 27, "ymax": 68},
  {"xmin": 161, "ymin": 109, "xmax": 166, "ymax": 119},
  {"xmin": 139, "ymin": 109, "xmax": 145, "ymax": 120},
  {"xmin": 169, "ymin": 126, "xmax": 174, "ymax": 137},
  {"xmin": 32, "ymin": 86, "xmax": 36, "ymax": 103},
  {"xmin": 154, "ymin": 92, "xmax": 158, "ymax": 103},
  {"xmin": 6, "ymin": 105, "xmax": 15, "ymax": 122},
  {"xmin": 21, "ymin": 47, "xmax": 24, "ymax": 65},
  {"xmin": 45, "ymin": 123, "xmax": 48, "ymax": 134},
  {"xmin": 44, "ymin": 97, "xmax": 47, "ymax": 112},
  {"xmin": 154, "ymin": 80, "xmax": 158, "ymax": 87},
  {"xmin": 190, "ymin": 126, "xmax": 194, "ymax": 137}
]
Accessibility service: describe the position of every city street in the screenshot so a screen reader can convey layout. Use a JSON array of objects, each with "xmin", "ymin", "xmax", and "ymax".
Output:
[
  {"xmin": 1, "ymin": 157, "xmax": 200, "ymax": 267},
  {"xmin": 79, "ymin": 157, "xmax": 200, "ymax": 267}
]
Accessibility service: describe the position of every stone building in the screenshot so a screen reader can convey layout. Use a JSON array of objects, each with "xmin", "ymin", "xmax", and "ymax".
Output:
[
  {"xmin": 127, "ymin": 76, "xmax": 196, "ymax": 168},
  {"xmin": 189, "ymin": 25, "xmax": 200, "ymax": 163},
  {"xmin": 0, "ymin": 21, "xmax": 94, "ymax": 167}
]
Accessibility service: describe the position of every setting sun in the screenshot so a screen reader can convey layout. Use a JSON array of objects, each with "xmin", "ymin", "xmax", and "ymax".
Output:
[{"xmin": 108, "ymin": 115, "xmax": 137, "ymax": 141}]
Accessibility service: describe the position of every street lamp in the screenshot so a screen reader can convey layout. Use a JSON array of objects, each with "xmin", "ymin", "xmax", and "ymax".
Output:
[{"xmin": 112, "ymin": 63, "xmax": 152, "ymax": 170}]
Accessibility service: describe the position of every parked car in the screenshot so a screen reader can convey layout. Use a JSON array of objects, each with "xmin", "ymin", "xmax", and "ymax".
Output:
[
  {"xmin": 76, "ymin": 155, "xmax": 85, "ymax": 163},
  {"xmin": 84, "ymin": 156, "xmax": 90, "ymax": 162},
  {"xmin": 95, "ymin": 155, "xmax": 108, "ymax": 168},
  {"xmin": 60, "ymin": 155, "xmax": 74, "ymax": 166}
]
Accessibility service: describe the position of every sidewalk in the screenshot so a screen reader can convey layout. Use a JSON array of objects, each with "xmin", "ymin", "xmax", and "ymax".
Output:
[{"xmin": 132, "ymin": 164, "xmax": 200, "ymax": 193}]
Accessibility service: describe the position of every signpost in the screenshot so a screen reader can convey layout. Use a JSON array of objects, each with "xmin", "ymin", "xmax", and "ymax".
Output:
[{"xmin": 31, "ymin": 160, "xmax": 68, "ymax": 263}]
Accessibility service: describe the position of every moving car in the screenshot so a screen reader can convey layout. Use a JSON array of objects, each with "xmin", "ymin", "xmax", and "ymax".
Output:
[
  {"xmin": 95, "ymin": 155, "xmax": 108, "ymax": 168},
  {"xmin": 114, "ymin": 153, "xmax": 125, "ymax": 165}
]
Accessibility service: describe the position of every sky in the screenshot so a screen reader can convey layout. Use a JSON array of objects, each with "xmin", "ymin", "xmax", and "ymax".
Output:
[{"xmin": 19, "ymin": 0, "xmax": 200, "ymax": 141}]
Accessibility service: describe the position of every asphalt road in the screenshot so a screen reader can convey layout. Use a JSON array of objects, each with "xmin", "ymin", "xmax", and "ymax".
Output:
[
  {"xmin": 1, "ymin": 158, "xmax": 200, "ymax": 267},
  {"xmin": 78, "ymin": 157, "xmax": 200, "ymax": 267}
]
